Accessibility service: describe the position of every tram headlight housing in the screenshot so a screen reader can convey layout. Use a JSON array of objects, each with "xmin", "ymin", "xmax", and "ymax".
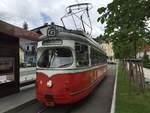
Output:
[{"xmin": 47, "ymin": 80, "xmax": 53, "ymax": 88}]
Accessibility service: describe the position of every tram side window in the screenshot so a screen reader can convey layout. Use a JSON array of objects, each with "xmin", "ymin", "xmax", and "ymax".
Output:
[
  {"xmin": 102, "ymin": 54, "xmax": 107, "ymax": 63},
  {"xmin": 91, "ymin": 48, "xmax": 106, "ymax": 65},
  {"xmin": 91, "ymin": 48, "xmax": 97, "ymax": 65},
  {"xmin": 75, "ymin": 43, "xmax": 89, "ymax": 67}
]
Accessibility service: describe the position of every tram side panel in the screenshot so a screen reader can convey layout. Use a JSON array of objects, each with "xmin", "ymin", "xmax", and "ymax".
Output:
[
  {"xmin": 36, "ymin": 64, "xmax": 107, "ymax": 106},
  {"xmin": 68, "ymin": 65, "xmax": 107, "ymax": 103}
]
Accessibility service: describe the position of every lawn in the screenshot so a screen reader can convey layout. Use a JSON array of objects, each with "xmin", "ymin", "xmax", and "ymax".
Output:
[{"xmin": 115, "ymin": 65, "xmax": 150, "ymax": 113}]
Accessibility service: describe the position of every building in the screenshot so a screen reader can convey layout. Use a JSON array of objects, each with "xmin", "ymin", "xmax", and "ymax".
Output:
[
  {"xmin": 137, "ymin": 45, "xmax": 150, "ymax": 59},
  {"xmin": 31, "ymin": 23, "xmax": 67, "ymax": 35},
  {"xmin": 143, "ymin": 45, "xmax": 150, "ymax": 59},
  {"xmin": 20, "ymin": 39, "xmax": 37, "ymax": 66},
  {"xmin": 0, "ymin": 20, "xmax": 40, "ymax": 97},
  {"xmin": 100, "ymin": 42, "xmax": 114, "ymax": 61}
]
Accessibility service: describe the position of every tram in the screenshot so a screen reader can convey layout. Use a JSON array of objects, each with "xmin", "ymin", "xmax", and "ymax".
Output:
[{"xmin": 36, "ymin": 23, "xmax": 107, "ymax": 106}]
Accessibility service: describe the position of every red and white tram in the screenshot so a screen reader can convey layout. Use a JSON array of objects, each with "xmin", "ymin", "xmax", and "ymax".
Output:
[{"xmin": 36, "ymin": 24, "xmax": 107, "ymax": 106}]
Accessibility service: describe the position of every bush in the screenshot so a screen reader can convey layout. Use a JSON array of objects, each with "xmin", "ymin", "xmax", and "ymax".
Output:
[{"xmin": 143, "ymin": 60, "xmax": 150, "ymax": 69}]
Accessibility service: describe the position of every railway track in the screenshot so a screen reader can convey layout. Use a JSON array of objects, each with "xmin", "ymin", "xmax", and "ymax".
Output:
[
  {"xmin": 37, "ymin": 104, "xmax": 73, "ymax": 113},
  {"xmin": 37, "ymin": 107, "xmax": 47, "ymax": 113}
]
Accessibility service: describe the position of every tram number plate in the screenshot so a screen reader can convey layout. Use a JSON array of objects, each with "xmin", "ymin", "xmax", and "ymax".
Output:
[{"xmin": 45, "ymin": 94, "xmax": 53, "ymax": 100}]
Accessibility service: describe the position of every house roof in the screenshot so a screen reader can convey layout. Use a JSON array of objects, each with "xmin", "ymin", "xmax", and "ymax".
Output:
[
  {"xmin": 0, "ymin": 20, "xmax": 41, "ymax": 41},
  {"xmin": 144, "ymin": 45, "xmax": 150, "ymax": 51},
  {"xmin": 31, "ymin": 24, "xmax": 48, "ymax": 32},
  {"xmin": 31, "ymin": 23, "xmax": 65, "ymax": 32}
]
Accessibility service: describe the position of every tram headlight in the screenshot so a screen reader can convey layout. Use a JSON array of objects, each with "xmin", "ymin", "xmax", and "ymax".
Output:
[{"xmin": 47, "ymin": 80, "xmax": 53, "ymax": 88}]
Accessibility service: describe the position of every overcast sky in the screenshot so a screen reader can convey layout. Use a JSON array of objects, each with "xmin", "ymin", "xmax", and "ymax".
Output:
[{"xmin": 0, "ymin": 0, "xmax": 112, "ymax": 37}]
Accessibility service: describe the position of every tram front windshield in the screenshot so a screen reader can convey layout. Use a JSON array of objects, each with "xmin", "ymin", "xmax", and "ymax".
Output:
[{"xmin": 37, "ymin": 48, "xmax": 73, "ymax": 68}]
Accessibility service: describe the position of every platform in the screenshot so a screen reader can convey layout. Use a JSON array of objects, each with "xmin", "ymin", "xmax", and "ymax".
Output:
[
  {"xmin": 0, "ymin": 85, "xmax": 35, "ymax": 113},
  {"xmin": 1, "ymin": 64, "xmax": 116, "ymax": 113}
]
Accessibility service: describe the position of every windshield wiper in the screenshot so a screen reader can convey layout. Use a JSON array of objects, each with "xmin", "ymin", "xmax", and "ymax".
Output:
[
  {"xmin": 58, "ymin": 63, "xmax": 72, "ymax": 68},
  {"xmin": 48, "ymin": 50, "xmax": 55, "ymax": 68}
]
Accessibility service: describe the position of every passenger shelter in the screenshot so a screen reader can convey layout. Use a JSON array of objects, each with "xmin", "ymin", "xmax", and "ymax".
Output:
[{"xmin": 0, "ymin": 20, "xmax": 40, "ymax": 98}]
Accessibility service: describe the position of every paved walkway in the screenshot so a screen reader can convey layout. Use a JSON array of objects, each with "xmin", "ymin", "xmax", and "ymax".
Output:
[
  {"xmin": 126, "ymin": 63, "xmax": 150, "ymax": 83},
  {"xmin": 0, "ymin": 86, "xmax": 35, "ymax": 113}
]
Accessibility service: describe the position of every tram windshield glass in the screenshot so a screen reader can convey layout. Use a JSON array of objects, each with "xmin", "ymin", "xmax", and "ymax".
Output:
[{"xmin": 37, "ymin": 48, "xmax": 73, "ymax": 68}]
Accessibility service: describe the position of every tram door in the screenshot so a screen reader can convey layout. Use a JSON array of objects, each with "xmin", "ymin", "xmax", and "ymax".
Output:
[{"xmin": 0, "ymin": 34, "xmax": 19, "ymax": 98}]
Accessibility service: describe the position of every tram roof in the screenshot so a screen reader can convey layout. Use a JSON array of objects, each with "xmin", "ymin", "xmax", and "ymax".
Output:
[{"xmin": 39, "ymin": 29, "xmax": 106, "ymax": 55}]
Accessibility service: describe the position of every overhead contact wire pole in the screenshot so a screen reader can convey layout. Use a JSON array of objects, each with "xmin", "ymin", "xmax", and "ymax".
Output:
[{"xmin": 60, "ymin": 3, "xmax": 93, "ymax": 35}]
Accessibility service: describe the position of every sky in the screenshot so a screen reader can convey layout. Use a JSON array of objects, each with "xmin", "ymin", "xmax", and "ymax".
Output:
[{"xmin": 0, "ymin": 0, "xmax": 113, "ymax": 37}]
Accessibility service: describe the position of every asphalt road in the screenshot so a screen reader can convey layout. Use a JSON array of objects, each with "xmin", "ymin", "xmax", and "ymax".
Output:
[{"xmin": 6, "ymin": 64, "xmax": 116, "ymax": 113}]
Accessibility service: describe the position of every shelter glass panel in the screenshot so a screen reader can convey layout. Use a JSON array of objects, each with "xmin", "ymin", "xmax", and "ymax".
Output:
[
  {"xmin": 91, "ymin": 48, "xmax": 107, "ymax": 65},
  {"xmin": 0, "ymin": 57, "xmax": 15, "ymax": 84}
]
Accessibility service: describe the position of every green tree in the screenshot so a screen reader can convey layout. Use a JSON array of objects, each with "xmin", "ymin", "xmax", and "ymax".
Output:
[{"xmin": 97, "ymin": 0, "xmax": 150, "ymax": 59}]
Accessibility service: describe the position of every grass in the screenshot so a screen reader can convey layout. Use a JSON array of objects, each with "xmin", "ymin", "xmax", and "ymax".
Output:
[{"xmin": 115, "ymin": 65, "xmax": 150, "ymax": 113}]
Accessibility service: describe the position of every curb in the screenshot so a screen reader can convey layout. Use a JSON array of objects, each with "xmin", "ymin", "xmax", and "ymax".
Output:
[{"xmin": 110, "ymin": 62, "xmax": 118, "ymax": 113}]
